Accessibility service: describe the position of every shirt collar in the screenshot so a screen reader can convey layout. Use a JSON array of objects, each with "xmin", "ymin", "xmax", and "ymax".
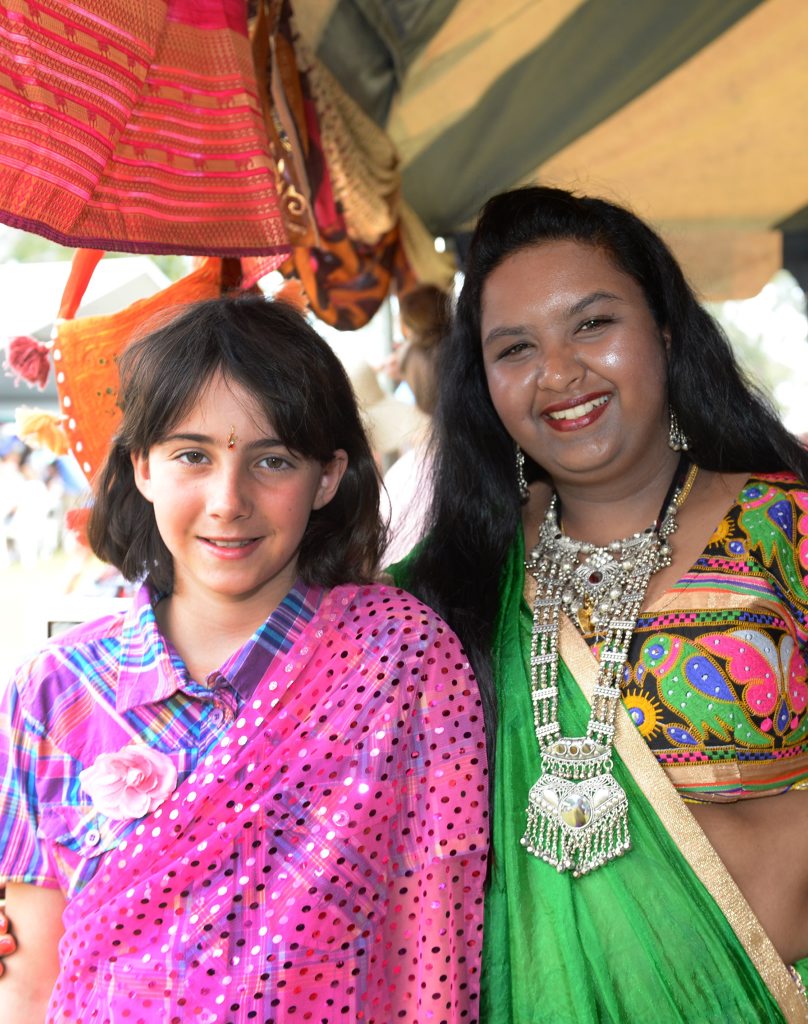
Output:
[
  {"xmin": 116, "ymin": 582, "xmax": 186, "ymax": 713},
  {"xmin": 117, "ymin": 579, "xmax": 324, "ymax": 712}
]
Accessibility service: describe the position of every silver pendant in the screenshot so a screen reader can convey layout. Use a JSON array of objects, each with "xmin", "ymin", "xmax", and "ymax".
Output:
[
  {"xmin": 521, "ymin": 739, "xmax": 631, "ymax": 876},
  {"xmin": 572, "ymin": 548, "xmax": 623, "ymax": 602}
]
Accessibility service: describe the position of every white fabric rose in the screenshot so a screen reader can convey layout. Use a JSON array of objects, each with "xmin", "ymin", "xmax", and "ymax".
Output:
[{"xmin": 79, "ymin": 744, "xmax": 178, "ymax": 820}]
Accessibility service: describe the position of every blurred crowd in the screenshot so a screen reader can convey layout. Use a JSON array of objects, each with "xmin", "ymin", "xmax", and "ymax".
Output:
[{"xmin": 0, "ymin": 438, "xmax": 83, "ymax": 570}]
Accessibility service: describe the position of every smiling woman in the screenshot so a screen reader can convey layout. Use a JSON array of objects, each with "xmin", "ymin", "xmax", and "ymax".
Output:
[
  {"xmin": 389, "ymin": 186, "xmax": 808, "ymax": 1023},
  {"xmin": 481, "ymin": 240, "xmax": 672, "ymax": 496},
  {"xmin": 0, "ymin": 296, "xmax": 488, "ymax": 1023}
]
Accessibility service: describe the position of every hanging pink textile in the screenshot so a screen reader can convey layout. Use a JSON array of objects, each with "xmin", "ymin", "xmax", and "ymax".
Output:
[
  {"xmin": 48, "ymin": 584, "xmax": 488, "ymax": 1023},
  {"xmin": 0, "ymin": 0, "xmax": 289, "ymax": 258}
]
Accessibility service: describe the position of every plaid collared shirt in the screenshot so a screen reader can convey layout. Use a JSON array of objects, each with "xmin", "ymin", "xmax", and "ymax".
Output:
[{"xmin": 0, "ymin": 579, "xmax": 320, "ymax": 897}]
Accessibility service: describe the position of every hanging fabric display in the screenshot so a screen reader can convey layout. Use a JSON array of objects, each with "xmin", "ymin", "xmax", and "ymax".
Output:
[
  {"xmin": 0, "ymin": 0, "xmax": 289, "ymax": 259},
  {"xmin": 54, "ymin": 254, "xmax": 250, "ymax": 479},
  {"xmin": 245, "ymin": 0, "xmax": 453, "ymax": 329}
]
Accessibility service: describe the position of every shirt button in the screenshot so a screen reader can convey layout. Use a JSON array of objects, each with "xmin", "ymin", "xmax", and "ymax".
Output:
[
  {"xmin": 209, "ymin": 707, "xmax": 224, "ymax": 727},
  {"xmin": 86, "ymin": 828, "xmax": 101, "ymax": 847}
]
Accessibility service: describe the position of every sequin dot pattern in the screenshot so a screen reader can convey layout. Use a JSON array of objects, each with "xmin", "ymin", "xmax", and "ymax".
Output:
[{"xmin": 50, "ymin": 585, "xmax": 488, "ymax": 1023}]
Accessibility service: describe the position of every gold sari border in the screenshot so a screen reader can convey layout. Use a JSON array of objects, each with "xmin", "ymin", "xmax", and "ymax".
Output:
[
  {"xmin": 646, "ymin": 585, "xmax": 788, "ymax": 617},
  {"xmin": 560, "ymin": 615, "xmax": 808, "ymax": 1023},
  {"xmin": 663, "ymin": 752, "xmax": 808, "ymax": 802}
]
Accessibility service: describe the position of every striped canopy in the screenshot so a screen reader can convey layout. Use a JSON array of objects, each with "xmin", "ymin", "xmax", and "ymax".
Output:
[{"xmin": 295, "ymin": 0, "xmax": 808, "ymax": 300}]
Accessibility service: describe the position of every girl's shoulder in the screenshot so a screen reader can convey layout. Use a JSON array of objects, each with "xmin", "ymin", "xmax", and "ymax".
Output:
[
  {"xmin": 18, "ymin": 605, "xmax": 128, "ymax": 668},
  {"xmin": 6, "ymin": 606, "xmax": 130, "ymax": 726},
  {"xmin": 321, "ymin": 581, "xmax": 462, "ymax": 648},
  {"xmin": 313, "ymin": 585, "xmax": 477, "ymax": 715},
  {"xmin": 46, "ymin": 605, "xmax": 130, "ymax": 647},
  {"xmin": 328, "ymin": 579, "xmax": 443, "ymax": 615},
  {"xmin": 7, "ymin": 587, "xmax": 155, "ymax": 707}
]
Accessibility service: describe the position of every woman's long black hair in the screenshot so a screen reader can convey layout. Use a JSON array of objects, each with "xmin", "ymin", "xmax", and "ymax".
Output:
[{"xmin": 403, "ymin": 185, "xmax": 808, "ymax": 757}]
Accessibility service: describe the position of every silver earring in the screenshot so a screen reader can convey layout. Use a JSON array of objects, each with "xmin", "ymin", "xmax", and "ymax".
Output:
[
  {"xmin": 668, "ymin": 409, "xmax": 690, "ymax": 452},
  {"xmin": 515, "ymin": 444, "xmax": 529, "ymax": 502}
]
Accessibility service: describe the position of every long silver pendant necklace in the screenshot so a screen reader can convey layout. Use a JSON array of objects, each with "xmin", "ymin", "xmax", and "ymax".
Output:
[{"xmin": 521, "ymin": 458, "xmax": 698, "ymax": 876}]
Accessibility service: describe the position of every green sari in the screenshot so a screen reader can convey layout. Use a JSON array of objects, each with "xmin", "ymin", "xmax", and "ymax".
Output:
[{"xmin": 391, "ymin": 533, "xmax": 808, "ymax": 1023}]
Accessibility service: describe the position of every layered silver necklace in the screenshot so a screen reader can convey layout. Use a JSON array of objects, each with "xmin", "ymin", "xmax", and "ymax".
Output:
[{"xmin": 521, "ymin": 461, "xmax": 697, "ymax": 876}]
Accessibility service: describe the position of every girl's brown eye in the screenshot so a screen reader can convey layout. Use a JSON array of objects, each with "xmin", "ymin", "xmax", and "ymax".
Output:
[{"xmin": 177, "ymin": 450, "xmax": 207, "ymax": 465}]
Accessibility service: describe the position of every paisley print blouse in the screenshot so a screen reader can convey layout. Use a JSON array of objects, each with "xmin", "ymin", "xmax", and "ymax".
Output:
[{"xmin": 600, "ymin": 473, "xmax": 808, "ymax": 802}]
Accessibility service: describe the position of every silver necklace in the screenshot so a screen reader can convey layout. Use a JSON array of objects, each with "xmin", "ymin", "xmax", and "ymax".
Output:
[{"xmin": 521, "ymin": 462, "xmax": 698, "ymax": 876}]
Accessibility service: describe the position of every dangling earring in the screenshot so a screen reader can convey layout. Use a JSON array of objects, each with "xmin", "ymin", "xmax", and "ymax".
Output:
[
  {"xmin": 668, "ymin": 408, "xmax": 690, "ymax": 452},
  {"xmin": 516, "ymin": 443, "xmax": 529, "ymax": 502}
]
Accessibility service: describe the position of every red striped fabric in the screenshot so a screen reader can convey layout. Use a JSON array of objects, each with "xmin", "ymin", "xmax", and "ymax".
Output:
[{"xmin": 0, "ymin": 0, "xmax": 289, "ymax": 257}]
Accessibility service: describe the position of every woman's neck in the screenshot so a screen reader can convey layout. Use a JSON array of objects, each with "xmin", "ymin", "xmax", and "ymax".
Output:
[{"xmin": 552, "ymin": 450, "xmax": 682, "ymax": 546}]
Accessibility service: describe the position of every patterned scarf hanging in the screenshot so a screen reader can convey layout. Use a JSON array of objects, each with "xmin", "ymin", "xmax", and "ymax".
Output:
[{"xmin": 245, "ymin": 0, "xmax": 454, "ymax": 330}]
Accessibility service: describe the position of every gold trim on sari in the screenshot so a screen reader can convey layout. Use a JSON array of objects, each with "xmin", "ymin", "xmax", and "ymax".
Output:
[{"xmin": 664, "ymin": 754, "xmax": 808, "ymax": 799}]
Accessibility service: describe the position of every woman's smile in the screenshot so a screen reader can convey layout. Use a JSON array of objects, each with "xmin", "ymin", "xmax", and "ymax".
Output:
[
  {"xmin": 541, "ymin": 391, "xmax": 612, "ymax": 430},
  {"xmin": 481, "ymin": 239, "xmax": 674, "ymax": 492}
]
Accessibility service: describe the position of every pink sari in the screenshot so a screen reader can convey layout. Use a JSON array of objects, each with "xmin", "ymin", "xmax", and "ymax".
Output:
[{"xmin": 48, "ymin": 585, "xmax": 488, "ymax": 1023}]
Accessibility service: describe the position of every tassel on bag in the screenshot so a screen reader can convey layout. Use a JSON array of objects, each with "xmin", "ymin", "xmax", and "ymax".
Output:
[{"xmin": 4, "ymin": 335, "xmax": 52, "ymax": 389}]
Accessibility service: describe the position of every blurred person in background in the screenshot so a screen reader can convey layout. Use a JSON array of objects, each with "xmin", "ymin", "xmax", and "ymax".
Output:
[{"xmin": 383, "ymin": 284, "xmax": 452, "ymax": 563}]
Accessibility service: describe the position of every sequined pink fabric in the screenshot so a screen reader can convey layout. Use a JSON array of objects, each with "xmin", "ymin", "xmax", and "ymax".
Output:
[{"xmin": 49, "ymin": 585, "xmax": 488, "ymax": 1023}]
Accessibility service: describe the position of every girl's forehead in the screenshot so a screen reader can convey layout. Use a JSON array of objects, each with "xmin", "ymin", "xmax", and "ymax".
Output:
[{"xmin": 170, "ymin": 372, "xmax": 279, "ymax": 436}]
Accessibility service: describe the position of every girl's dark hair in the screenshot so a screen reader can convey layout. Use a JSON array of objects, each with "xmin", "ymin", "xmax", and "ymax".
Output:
[
  {"xmin": 404, "ymin": 185, "xmax": 808, "ymax": 749},
  {"xmin": 88, "ymin": 294, "xmax": 386, "ymax": 592}
]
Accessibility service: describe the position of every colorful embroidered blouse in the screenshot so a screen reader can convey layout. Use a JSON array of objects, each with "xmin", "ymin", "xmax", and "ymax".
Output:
[{"xmin": 601, "ymin": 472, "xmax": 808, "ymax": 802}]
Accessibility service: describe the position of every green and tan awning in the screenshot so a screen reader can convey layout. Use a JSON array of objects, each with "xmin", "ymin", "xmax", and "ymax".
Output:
[{"xmin": 296, "ymin": 0, "xmax": 808, "ymax": 299}]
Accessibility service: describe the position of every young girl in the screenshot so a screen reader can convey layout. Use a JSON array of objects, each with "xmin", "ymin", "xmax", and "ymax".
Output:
[{"xmin": 0, "ymin": 296, "xmax": 488, "ymax": 1023}]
